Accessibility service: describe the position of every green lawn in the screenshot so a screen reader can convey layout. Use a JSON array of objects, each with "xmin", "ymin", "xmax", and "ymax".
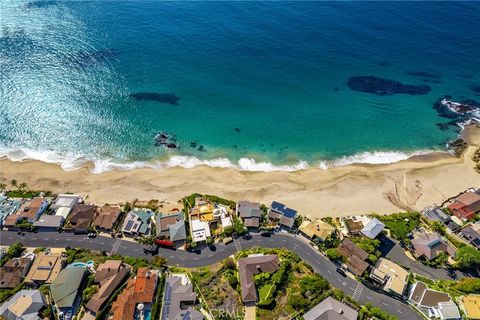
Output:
[{"xmin": 258, "ymin": 284, "xmax": 274, "ymax": 301}]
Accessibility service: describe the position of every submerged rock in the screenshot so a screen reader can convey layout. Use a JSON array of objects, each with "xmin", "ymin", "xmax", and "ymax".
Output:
[
  {"xmin": 190, "ymin": 141, "xmax": 197, "ymax": 148},
  {"xmin": 234, "ymin": 128, "xmax": 240, "ymax": 133},
  {"xmin": 433, "ymin": 97, "xmax": 478, "ymax": 119},
  {"xmin": 154, "ymin": 131, "xmax": 178, "ymax": 149},
  {"xmin": 130, "ymin": 92, "xmax": 180, "ymax": 105},
  {"xmin": 347, "ymin": 76, "xmax": 431, "ymax": 95}
]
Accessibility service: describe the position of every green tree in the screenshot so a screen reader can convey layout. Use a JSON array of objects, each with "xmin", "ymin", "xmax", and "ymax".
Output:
[
  {"xmin": 325, "ymin": 248, "xmax": 342, "ymax": 261},
  {"xmin": 431, "ymin": 221, "xmax": 446, "ymax": 235},
  {"xmin": 455, "ymin": 246, "xmax": 480, "ymax": 269},
  {"xmin": 288, "ymin": 293, "xmax": 309, "ymax": 310}
]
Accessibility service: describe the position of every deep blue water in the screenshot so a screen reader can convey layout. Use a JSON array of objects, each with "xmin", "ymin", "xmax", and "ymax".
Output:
[{"xmin": 1, "ymin": 1, "xmax": 479, "ymax": 171}]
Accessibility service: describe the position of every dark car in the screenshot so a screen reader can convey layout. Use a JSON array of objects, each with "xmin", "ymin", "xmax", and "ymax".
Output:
[
  {"xmin": 336, "ymin": 267, "xmax": 347, "ymax": 277},
  {"xmin": 243, "ymin": 234, "xmax": 252, "ymax": 240},
  {"xmin": 260, "ymin": 231, "xmax": 271, "ymax": 237}
]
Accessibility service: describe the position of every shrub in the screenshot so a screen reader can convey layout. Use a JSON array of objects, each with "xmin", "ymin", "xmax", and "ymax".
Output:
[
  {"xmin": 455, "ymin": 246, "xmax": 480, "ymax": 269},
  {"xmin": 453, "ymin": 278, "xmax": 480, "ymax": 294},
  {"xmin": 325, "ymin": 248, "xmax": 342, "ymax": 261}
]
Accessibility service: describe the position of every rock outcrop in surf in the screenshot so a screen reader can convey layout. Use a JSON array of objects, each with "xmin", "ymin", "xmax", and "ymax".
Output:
[
  {"xmin": 130, "ymin": 92, "xmax": 180, "ymax": 105},
  {"xmin": 347, "ymin": 76, "xmax": 431, "ymax": 95},
  {"xmin": 433, "ymin": 96, "xmax": 480, "ymax": 120}
]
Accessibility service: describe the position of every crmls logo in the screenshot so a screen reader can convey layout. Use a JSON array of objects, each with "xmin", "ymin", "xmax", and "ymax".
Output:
[
  {"xmin": 209, "ymin": 309, "xmax": 298, "ymax": 320},
  {"xmin": 209, "ymin": 308, "xmax": 243, "ymax": 320}
]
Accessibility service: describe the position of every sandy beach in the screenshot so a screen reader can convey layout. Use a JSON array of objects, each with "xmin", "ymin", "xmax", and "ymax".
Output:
[{"xmin": 1, "ymin": 125, "xmax": 479, "ymax": 218}]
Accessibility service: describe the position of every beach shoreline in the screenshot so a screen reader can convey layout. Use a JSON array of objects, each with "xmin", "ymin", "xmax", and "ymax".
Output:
[{"xmin": 1, "ymin": 124, "xmax": 479, "ymax": 219}]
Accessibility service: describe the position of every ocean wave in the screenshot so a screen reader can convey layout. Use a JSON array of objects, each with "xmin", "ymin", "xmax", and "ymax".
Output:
[
  {"xmin": 0, "ymin": 146, "xmax": 440, "ymax": 174},
  {"xmin": 318, "ymin": 150, "xmax": 436, "ymax": 168}
]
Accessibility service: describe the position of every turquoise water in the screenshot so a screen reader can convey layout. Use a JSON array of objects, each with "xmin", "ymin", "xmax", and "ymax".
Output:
[{"xmin": 1, "ymin": 1, "xmax": 479, "ymax": 171}]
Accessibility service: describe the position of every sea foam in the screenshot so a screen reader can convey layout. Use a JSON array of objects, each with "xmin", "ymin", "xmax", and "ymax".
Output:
[{"xmin": 0, "ymin": 147, "xmax": 438, "ymax": 174}]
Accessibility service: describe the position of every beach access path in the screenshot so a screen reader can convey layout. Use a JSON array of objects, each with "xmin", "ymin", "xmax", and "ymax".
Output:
[{"xmin": 1, "ymin": 230, "xmax": 423, "ymax": 320}]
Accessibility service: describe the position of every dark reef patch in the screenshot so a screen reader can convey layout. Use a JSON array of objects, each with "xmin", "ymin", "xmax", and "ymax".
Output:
[
  {"xmin": 406, "ymin": 71, "xmax": 442, "ymax": 79},
  {"xmin": 332, "ymin": 86, "xmax": 341, "ymax": 92},
  {"xmin": 234, "ymin": 128, "xmax": 240, "ymax": 133},
  {"xmin": 130, "ymin": 92, "xmax": 180, "ymax": 105},
  {"xmin": 347, "ymin": 76, "xmax": 431, "ymax": 95},
  {"xmin": 190, "ymin": 141, "xmax": 197, "ymax": 148}
]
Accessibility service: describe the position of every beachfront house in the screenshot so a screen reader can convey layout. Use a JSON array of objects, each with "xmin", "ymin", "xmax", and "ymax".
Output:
[
  {"xmin": 110, "ymin": 268, "xmax": 158, "ymax": 320},
  {"xmin": 421, "ymin": 206, "xmax": 460, "ymax": 233},
  {"xmin": 0, "ymin": 197, "xmax": 22, "ymax": 228},
  {"xmin": 299, "ymin": 219, "xmax": 335, "ymax": 242},
  {"xmin": 33, "ymin": 215, "xmax": 64, "ymax": 232},
  {"xmin": 236, "ymin": 201, "xmax": 262, "ymax": 229},
  {"xmin": 51, "ymin": 194, "xmax": 81, "ymax": 219},
  {"xmin": 92, "ymin": 205, "xmax": 121, "ymax": 232},
  {"xmin": 3, "ymin": 197, "xmax": 48, "ymax": 229},
  {"xmin": 267, "ymin": 201, "xmax": 297, "ymax": 229},
  {"xmin": 238, "ymin": 254, "xmax": 279, "ymax": 304},
  {"xmin": 156, "ymin": 211, "xmax": 187, "ymax": 247},
  {"xmin": 121, "ymin": 208, "xmax": 154, "ymax": 236},
  {"xmin": 344, "ymin": 217, "xmax": 364, "ymax": 236},
  {"xmin": 161, "ymin": 274, "xmax": 204, "ymax": 320},
  {"xmin": 190, "ymin": 219, "xmax": 211, "ymax": 243},
  {"xmin": 302, "ymin": 297, "xmax": 358, "ymax": 320},
  {"xmin": 447, "ymin": 192, "xmax": 480, "ymax": 221},
  {"xmin": 361, "ymin": 217, "xmax": 385, "ymax": 239},
  {"xmin": 65, "ymin": 203, "xmax": 96, "ymax": 234},
  {"xmin": 409, "ymin": 282, "xmax": 460, "ymax": 320}
]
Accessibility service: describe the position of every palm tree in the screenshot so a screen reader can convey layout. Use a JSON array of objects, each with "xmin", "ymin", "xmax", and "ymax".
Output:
[
  {"xmin": 10, "ymin": 179, "xmax": 17, "ymax": 189},
  {"xmin": 21, "ymin": 182, "xmax": 32, "ymax": 195},
  {"xmin": 0, "ymin": 183, "xmax": 6, "ymax": 192},
  {"xmin": 19, "ymin": 182, "xmax": 29, "ymax": 198}
]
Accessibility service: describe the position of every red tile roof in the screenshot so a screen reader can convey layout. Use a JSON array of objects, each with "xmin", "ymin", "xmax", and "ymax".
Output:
[
  {"xmin": 448, "ymin": 202, "xmax": 475, "ymax": 220},
  {"xmin": 110, "ymin": 268, "xmax": 157, "ymax": 320}
]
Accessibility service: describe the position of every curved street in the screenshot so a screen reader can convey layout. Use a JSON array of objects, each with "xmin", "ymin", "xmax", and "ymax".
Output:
[{"xmin": 0, "ymin": 230, "xmax": 424, "ymax": 320}]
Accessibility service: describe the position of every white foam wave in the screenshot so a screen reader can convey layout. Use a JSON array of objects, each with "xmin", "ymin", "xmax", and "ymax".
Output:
[
  {"xmin": 238, "ymin": 158, "xmax": 309, "ymax": 172},
  {"xmin": 318, "ymin": 150, "xmax": 436, "ymax": 168},
  {"xmin": 0, "ymin": 147, "xmax": 439, "ymax": 174}
]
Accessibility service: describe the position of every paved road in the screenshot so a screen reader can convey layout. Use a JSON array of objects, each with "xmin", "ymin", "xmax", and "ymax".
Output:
[
  {"xmin": 379, "ymin": 236, "xmax": 476, "ymax": 280},
  {"xmin": 0, "ymin": 230, "xmax": 421, "ymax": 320}
]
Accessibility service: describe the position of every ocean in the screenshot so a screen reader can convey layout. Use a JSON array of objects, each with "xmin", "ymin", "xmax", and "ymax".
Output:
[{"xmin": 1, "ymin": 1, "xmax": 479, "ymax": 172}]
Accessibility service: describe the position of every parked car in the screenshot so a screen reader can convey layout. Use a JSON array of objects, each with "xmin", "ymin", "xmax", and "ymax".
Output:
[
  {"xmin": 260, "ymin": 231, "xmax": 271, "ymax": 237},
  {"xmin": 155, "ymin": 238, "xmax": 175, "ymax": 250},
  {"xmin": 336, "ymin": 266, "xmax": 347, "ymax": 277}
]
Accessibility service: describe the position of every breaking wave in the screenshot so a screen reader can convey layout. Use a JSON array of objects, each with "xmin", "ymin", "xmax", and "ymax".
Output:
[{"xmin": 0, "ymin": 146, "xmax": 440, "ymax": 174}]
